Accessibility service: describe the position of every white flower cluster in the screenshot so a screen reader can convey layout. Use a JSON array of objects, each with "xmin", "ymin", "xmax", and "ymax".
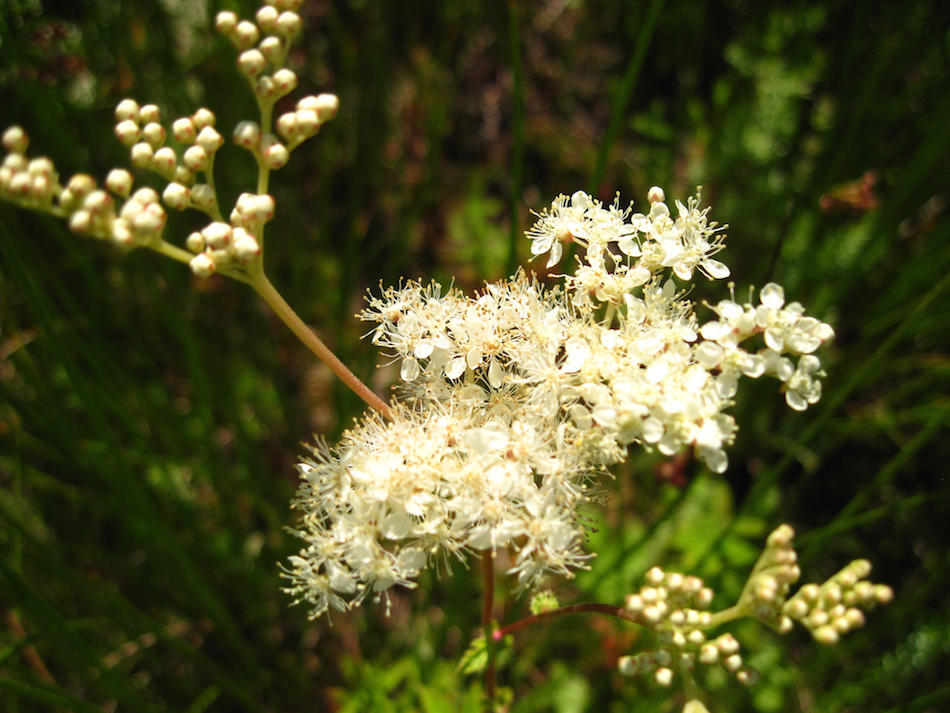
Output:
[{"xmin": 282, "ymin": 188, "xmax": 836, "ymax": 618}]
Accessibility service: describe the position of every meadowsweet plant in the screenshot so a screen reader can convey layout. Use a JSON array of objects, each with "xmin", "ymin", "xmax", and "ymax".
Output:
[{"xmin": 0, "ymin": 1, "xmax": 894, "ymax": 710}]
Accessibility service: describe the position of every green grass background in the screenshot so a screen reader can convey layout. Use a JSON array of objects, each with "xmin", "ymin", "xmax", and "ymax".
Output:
[{"xmin": 1, "ymin": 0, "xmax": 948, "ymax": 711}]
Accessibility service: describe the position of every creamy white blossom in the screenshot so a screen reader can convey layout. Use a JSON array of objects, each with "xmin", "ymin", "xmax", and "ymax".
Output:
[{"xmin": 282, "ymin": 188, "xmax": 835, "ymax": 618}]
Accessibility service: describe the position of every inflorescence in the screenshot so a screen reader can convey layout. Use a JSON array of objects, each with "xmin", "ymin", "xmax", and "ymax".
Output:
[{"xmin": 280, "ymin": 187, "xmax": 836, "ymax": 618}]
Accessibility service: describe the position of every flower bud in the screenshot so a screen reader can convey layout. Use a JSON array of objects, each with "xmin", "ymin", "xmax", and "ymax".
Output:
[
  {"xmin": 233, "ymin": 231, "xmax": 260, "ymax": 262},
  {"xmin": 314, "ymin": 93, "xmax": 339, "ymax": 122},
  {"xmin": 174, "ymin": 166, "xmax": 193, "ymax": 185},
  {"xmin": 69, "ymin": 209, "xmax": 93, "ymax": 235},
  {"xmin": 260, "ymin": 134, "xmax": 289, "ymax": 169},
  {"xmin": 277, "ymin": 112, "xmax": 298, "ymax": 141},
  {"xmin": 202, "ymin": 221, "xmax": 232, "ymax": 249},
  {"xmin": 173, "ymin": 117, "xmax": 197, "ymax": 144},
  {"xmin": 184, "ymin": 145, "xmax": 209, "ymax": 171},
  {"xmin": 139, "ymin": 104, "xmax": 162, "ymax": 124},
  {"xmin": 723, "ymin": 654, "xmax": 743, "ymax": 673},
  {"xmin": 191, "ymin": 183, "xmax": 217, "ymax": 210},
  {"xmin": 106, "ymin": 169, "xmax": 133, "ymax": 197},
  {"xmin": 233, "ymin": 121, "xmax": 262, "ymax": 149},
  {"xmin": 654, "ymin": 667, "xmax": 674, "ymax": 687},
  {"xmin": 83, "ymin": 190, "xmax": 114, "ymax": 216},
  {"xmin": 133, "ymin": 202, "xmax": 166, "ymax": 235},
  {"xmin": 234, "ymin": 20, "xmax": 261, "ymax": 50},
  {"xmin": 115, "ymin": 120, "xmax": 142, "ymax": 147},
  {"xmin": 255, "ymin": 76, "xmax": 276, "ymax": 100},
  {"xmin": 256, "ymin": 5, "xmax": 279, "ymax": 32},
  {"xmin": 132, "ymin": 187, "xmax": 160, "ymax": 205},
  {"xmin": 276, "ymin": 11, "xmax": 302, "ymax": 37},
  {"xmin": 153, "ymin": 147, "xmax": 178, "ymax": 176},
  {"xmin": 190, "ymin": 252, "xmax": 217, "ymax": 277},
  {"xmin": 273, "ymin": 68, "xmax": 298, "ymax": 96},
  {"xmin": 186, "ymin": 231, "xmax": 205, "ymax": 253},
  {"xmin": 130, "ymin": 142, "xmax": 154, "ymax": 168},
  {"xmin": 260, "ymin": 36, "xmax": 283, "ymax": 63},
  {"xmin": 162, "ymin": 182, "xmax": 190, "ymax": 210},
  {"xmin": 196, "ymin": 127, "xmax": 224, "ymax": 153},
  {"xmin": 2, "ymin": 126, "xmax": 29, "ymax": 154},
  {"xmin": 813, "ymin": 625, "xmax": 839, "ymax": 645},
  {"xmin": 193, "ymin": 108, "xmax": 216, "ymax": 129},
  {"xmin": 294, "ymin": 109, "xmax": 319, "ymax": 136},
  {"xmin": 238, "ymin": 49, "xmax": 267, "ymax": 77},
  {"xmin": 648, "ymin": 186, "xmax": 665, "ymax": 203},
  {"xmin": 115, "ymin": 99, "xmax": 141, "ymax": 123},
  {"xmin": 142, "ymin": 122, "xmax": 166, "ymax": 148},
  {"xmin": 214, "ymin": 11, "xmax": 238, "ymax": 36}
]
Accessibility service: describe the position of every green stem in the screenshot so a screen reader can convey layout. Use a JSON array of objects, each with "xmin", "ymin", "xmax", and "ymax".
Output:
[
  {"xmin": 495, "ymin": 601, "xmax": 653, "ymax": 640},
  {"xmin": 249, "ymin": 271, "xmax": 392, "ymax": 418},
  {"xmin": 482, "ymin": 552, "xmax": 497, "ymax": 712}
]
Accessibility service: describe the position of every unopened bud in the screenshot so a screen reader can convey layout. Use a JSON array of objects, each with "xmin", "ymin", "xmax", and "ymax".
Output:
[
  {"xmin": 260, "ymin": 36, "xmax": 283, "ymax": 63},
  {"xmin": 654, "ymin": 667, "xmax": 674, "ymax": 687},
  {"xmin": 196, "ymin": 127, "xmax": 224, "ymax": 153},
  {"xmin": 162, "ymin": 182, "xmax": 190, "ymax": 210},
  {"xmin": 191, "ymin": 183, "xmax": 217, "ymax": 210},
  {"xmin": 186, "ymin": 231, "xmax": 205, "ymax": 253},
  {"xmin": 648, "ymin": 186, "xmax": 665, "ymax": 204},
  {"xmin": 115, "ymin": 99, "xmax": 141, "ymax": 123},
  {"xmin": 238, "ymin": 49, "xmax": 267, "ymax": 77},
  {"xmin": 276, "ymin": 11, "xmax": 302, "ymax": 37},
  {"xmin": 314, "ymin": 93, "xmax": 339, "ymax": 122},
  {"xmin": 105, "ymin": 169, "xmax": 133, "ymax": 197},
  {"xmin": 261, "ymin": 135, "xmax": 289, "ymax": 169},
  {"xmin": 184, "ymin": 145, "xmax": 209, "ymax": 171},
  {"xmin": 190, "ymin": 252, "xmax": 217, "ymax": 277},
  {"xmin": 142, "ymin": 122, "xmax": 166, "ymax": 148},
  {"xmin": 115, "ymin": 120, "xmax": 142, "ymax": 147},
  {"xmin": 193, "ymin": 108, "xmax": 216, "ymax": 129},
  {"xmin": 234, "ymin": 20, "xmax": 260, "ymax": 49},
  {"xmin": 214, "ymin": 11, "xmax": 238, "ymax": 37},
  {"xmin": 173, "ymin": 117, "xmax": 197, "ymax": 144},
  {"xmin": 153, "ymin": 147, "xmax": 178, "ymax": 176},
  {"xmin": 130, "ymin": 142, "xmax": 154, "ymax": 168},
  {"xmin": 233, "ymin": 121, "xmax": 262, "ymax": 149},
  {"xmin": 273, "ymin": 68, "xmax": 298, "ymax": 96},
  {"xmin": 2, "ymin": 126, "xmax": 29, "ymax": 154},
  {"xmin": 139, "ymin": 104, "xmax": 162, "ymax": 124},
  {"xmin": 256, "ymin": 5, "xmax": 279, "ymax": 32}
]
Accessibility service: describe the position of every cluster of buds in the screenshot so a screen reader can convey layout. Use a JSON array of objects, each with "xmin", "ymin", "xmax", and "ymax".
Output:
[
  {"xmin": 114, "ymin": 99, "xmax": 225, "ymax": 215},
  {"xmin": 185, "ymin": 193, "xmax": 275, "ymax": 276},
  {"xmin": 734, "ymin": 524, "xmax": 801, "ymax": 632},
  {"xmin": 782, "ymin": 558, "xmax": 893, "ymax": 645},
  {"xmin": 216, "ymin": 1, "xmax": 338, "ymax": 170},
  {"xmin": 1, "ymin": 126, "xmax": 167, "ymax": 249},
  {"xmin": 619, "ymin": 567, "xmax": 758, "ymax": 687}
]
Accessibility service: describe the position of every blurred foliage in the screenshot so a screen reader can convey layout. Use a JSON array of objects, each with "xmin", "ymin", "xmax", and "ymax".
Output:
[{"xmin": 1, "ymin": 0, "xmax": 949, "ymax": 711}]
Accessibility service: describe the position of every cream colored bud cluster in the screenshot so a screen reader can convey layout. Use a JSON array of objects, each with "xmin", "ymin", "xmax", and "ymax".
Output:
[
  {"xmin": 1, "ymin": 126, "xmax": 167, "ymax": 249},
  {"xmin": 113, "ymin": 99, "xmax": 225, "ymax": 215},
  {"xmin": 215, "ymin": 1, "xmax": 332, "ymax": 171},
  {"xmin": 782, "ymin": 558, "xmax": 893, "ymax": 645},
  {"xmin": 185, "ymin": 193, "xmax": 273, "ymax": 276},
  {"xmin": 619, "ymin": 567, "xmax": 757, "ymax": 687},
  {"xmin": 736, "ymin": 524, "xmax": 801, "ymax": 632}
]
